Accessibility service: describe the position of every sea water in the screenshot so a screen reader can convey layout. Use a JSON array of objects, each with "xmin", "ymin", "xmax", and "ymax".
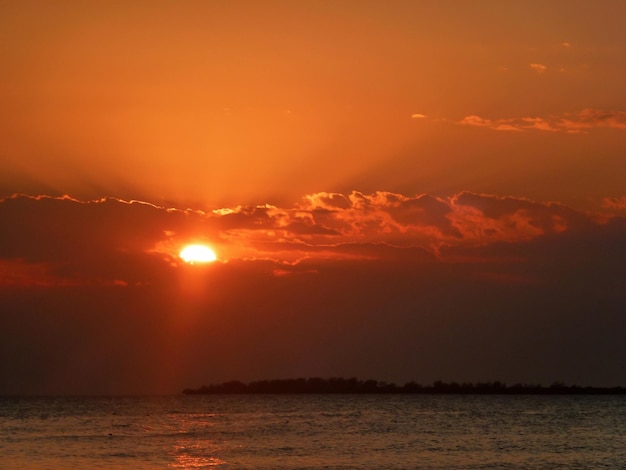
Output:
[{"xmin": 1, "ymin": 394, "xmax": 625, "ymax": 469}]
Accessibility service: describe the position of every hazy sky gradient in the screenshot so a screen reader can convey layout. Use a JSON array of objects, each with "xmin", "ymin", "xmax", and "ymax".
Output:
[{"xmin": 1, "ymin": 1, "xmax": 625, "ymax": 394}]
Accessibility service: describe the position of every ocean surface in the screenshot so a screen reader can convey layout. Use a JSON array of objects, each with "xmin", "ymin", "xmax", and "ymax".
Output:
[{"xmin": 1, "ymin": 394, "xmax": 625, "ymax": 469}]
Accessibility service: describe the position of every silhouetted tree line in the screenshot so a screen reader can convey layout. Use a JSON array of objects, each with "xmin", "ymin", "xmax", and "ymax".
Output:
[{"xmin": 183, "ymin": 377, "xmax": 626, "ymax": 395}]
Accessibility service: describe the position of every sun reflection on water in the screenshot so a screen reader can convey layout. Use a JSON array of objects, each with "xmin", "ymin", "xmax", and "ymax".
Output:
[{"xmin": 169, "ymin": 442, "xmax": 226, "ymax": 468}]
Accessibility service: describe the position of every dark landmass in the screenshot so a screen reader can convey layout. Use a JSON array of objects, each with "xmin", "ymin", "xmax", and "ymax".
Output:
[{"xmin": 183, "ymin": 378, "xmax": 626, "ymax": 395}]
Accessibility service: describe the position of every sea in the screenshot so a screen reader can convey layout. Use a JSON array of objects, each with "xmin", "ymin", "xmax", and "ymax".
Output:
[{"xmin": 1, "ymin": 394, "xmax": 625, "ymax": 469}]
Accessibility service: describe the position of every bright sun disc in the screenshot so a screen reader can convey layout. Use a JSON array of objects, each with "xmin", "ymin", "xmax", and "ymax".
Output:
[{"xmin": 180, "ymin": 244, "xmax": 217, "ymax": 263}]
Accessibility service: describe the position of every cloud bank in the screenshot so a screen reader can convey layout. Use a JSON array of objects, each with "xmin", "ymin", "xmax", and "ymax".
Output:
[
  {"xmin": 0, "ymin": 190, "xmax": 610, "ymax": 285},
  {"xmin": 1, "ymin": 191, "xmax": 624, "ymax": 394}
]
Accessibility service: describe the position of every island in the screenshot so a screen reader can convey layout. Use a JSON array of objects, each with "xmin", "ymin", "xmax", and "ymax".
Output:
[{"xmin": 183, "ymin": 378, "xmax": 626, "ymax": 395}]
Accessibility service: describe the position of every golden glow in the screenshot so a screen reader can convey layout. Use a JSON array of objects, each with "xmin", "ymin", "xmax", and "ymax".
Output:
[{"xmin": 179, "ymin": 244, "xmax": 217, "ymax": 264}]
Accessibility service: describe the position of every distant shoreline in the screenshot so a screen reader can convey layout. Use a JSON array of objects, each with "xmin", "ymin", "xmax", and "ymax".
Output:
[{"xmin": 183, "ymin": 378, "xmax": 626, "ymax": 395}]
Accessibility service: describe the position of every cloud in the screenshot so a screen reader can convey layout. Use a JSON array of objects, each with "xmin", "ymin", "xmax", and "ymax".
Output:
[
  {"xmin": 602, "ymin": 196, "xmax": 626, "ymax": 210},
  {"xmin": 1, "ymin": 191, "xmax": 625, "ymax": 394},
  {"xmin": 530, "ymin": 63, "xmax": 547, "ymax": 73},
  {"xmin": 459, "ymin": 108, "xmax": 626, "ymax": 133},
  {"xmin": 557, "ymin": 108, "xmax": 626, "ymax": 132},
  {"xmin": 0, "ymin": 194, "xmax": 206, "ymax": 286},
  {"xmin": 458, "ymin": 115, "xmax": 491, "ymax": 128},
  {"xmin": 411, "ymin": 113, "xmax": 427, "ymax": 119},
  {"xmin": 458, "ymin": 115, "xmax": 523, "ymax": 132},
  {"xmin": 0, "ymin": 190, "xmax": 612, "ymax": 287},
  {"xmin": 0, "ymin": 191, "xmax": 619, "ymax": 289}
]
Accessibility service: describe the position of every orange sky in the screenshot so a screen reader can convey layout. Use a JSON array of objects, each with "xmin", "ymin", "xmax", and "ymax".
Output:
[
  {"xmin": 1, "ymin": 1, "xmax": 625, "ymax": 394},
  {"xmin": 1, "ymin": 0, "xmax": 625, "ymax": 208}
]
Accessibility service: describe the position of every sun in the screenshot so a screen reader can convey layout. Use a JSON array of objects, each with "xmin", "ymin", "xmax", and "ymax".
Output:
[{"xmin": 179, "ymin": 244, "xmax": 217, "ymax": 264}]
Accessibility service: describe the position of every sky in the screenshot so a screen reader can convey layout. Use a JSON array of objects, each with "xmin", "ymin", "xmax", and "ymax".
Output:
[{"xmin": 1, "ymin": 0, "xmax": 625, "ymax": 395}]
